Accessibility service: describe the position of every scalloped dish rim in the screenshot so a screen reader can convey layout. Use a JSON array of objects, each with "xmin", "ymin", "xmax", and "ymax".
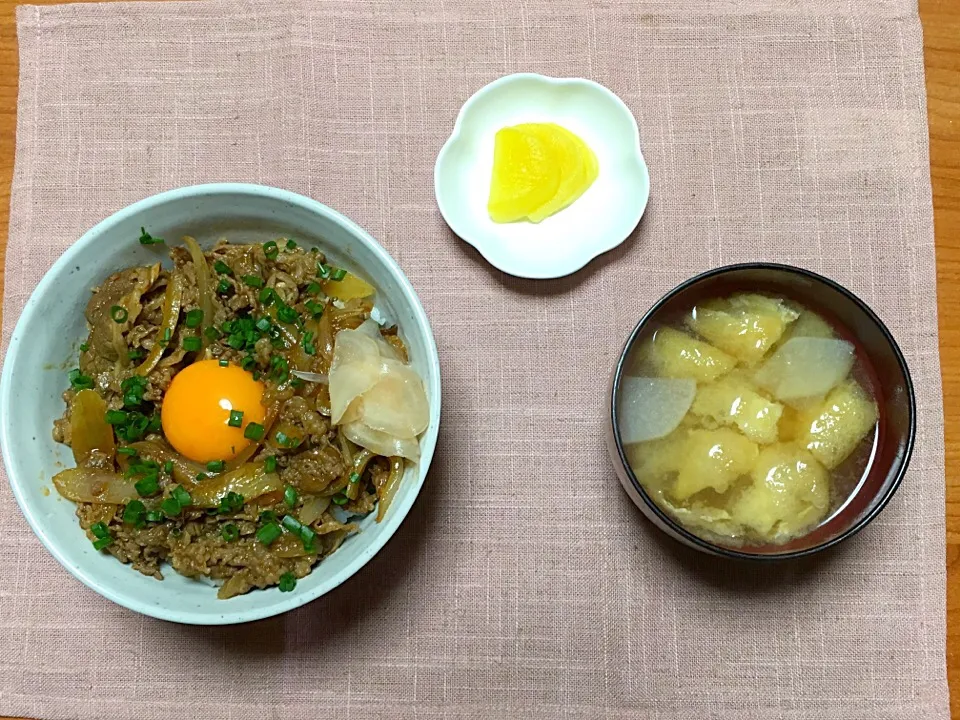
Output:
[{"xmin": 434, "ymin": 73, "xmax": 651, "ymax": 279}]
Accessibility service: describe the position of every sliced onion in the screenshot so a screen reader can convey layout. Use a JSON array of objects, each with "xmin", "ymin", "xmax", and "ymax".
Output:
[
  {"xmin": 376, "ymin": 457, "xmax": 405, "ymax": 523},
  {"xmin": 291, "ymin": 370, "xmax": 329, "ymax": 384},
  {"xmin": 299, "ymin": 496, "xmax": 331, "ymax": 525},
  {"xmin": 754, "ymin": 337, "xmax": 855, "ymax": 401},
  {"xmin": 69, "ymin": 390, "xmax": 116, "ymax": 467},
  {"xmin": 135, "ymin": 272, "xmax": 183, "ymax": 375},
  {"xmin": 189, "ymin": 463, "xmax": 282, "ymax": 508},
  {"xmin": 618, "ymin": 377, "xmax": 696, "ymax": 444},
  {"xmin": 181, "ymin": 236, "xmax": 214, "ymax": 349},
  {"xmin": 52, "ymin": 467, "xmax": 138, "ymax": 504},
  {"xmin": 126, "ymin": 439, "xmax": 205, "ymax": 486}
]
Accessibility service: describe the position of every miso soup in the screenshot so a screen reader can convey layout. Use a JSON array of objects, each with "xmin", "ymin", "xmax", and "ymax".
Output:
[{"xmin": 617, "ymin": 292, "xmax": 879, "ymax": 547}]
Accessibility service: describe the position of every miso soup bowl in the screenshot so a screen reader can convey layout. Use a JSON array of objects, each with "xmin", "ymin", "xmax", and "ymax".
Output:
[{"xmin": 606, "ymin": 263, "xmax": 915, "ymax": 560}]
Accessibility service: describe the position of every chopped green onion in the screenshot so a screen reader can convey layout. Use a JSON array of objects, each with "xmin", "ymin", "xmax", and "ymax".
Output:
[
  {"xmin": 286, "ymin": 238, "xmax": 297, "ymax": 250},
  {"xmin": 240, "ymin": 355, "xmax": 256, "ymax": 371},
  {"xmin": 332, "ymin": 493, "xmax": 349, "ymax": 505},
  {"xmin": 284, "ymin": 485, "xmax": 297, "ymax": 508},
  {"xmin": 242, "ymin": 275, "xmax": 264, "ymax": 288},
  {"xmin": 91, "ymin": 521, "xmax": 110, "ymax": 539},
  {"xmin": 255, "ymin": 317, "xmax": 272, "ymax": 332},
  {"xmin": 330, "ymin": 268, "xmax": 347, "ymax": 281},
  {"xmin": 275, "ymin": 430, "xmax": 290, "ymax": 447},
  {"xmin": 184, "ymin": 309, "xmax": 204, "ymax": 328},
  {"xmin": 276, "ymin": 305, "xmax": 298, "ymax": 324},
  {"xmin": 213, "ymin": 260, "xmax": 232, "ymax": 275},
  {"xmin": 306, "ymin": 282, "xmax": 322, "ymax": 296},
  {"xmin": 256, "ymin": 521, "xmax": 282, "ymax": 546},
  {"xmin": 258, "ymin": 287, "xmax": 276, "ymax": 305},
  {"xmin": 278, "ymin": 572, "xmax": 297, "ymax": 592},
  {"xmin": 121, "ymin": 376, "xmax": 148, "ymax": 408},
  {"xmin": 304, "ymin": 300, "xmax": 325, "ymax": 319},
  {"xmin": 79, "ymin": 342, "xmax": 89, "ymax": 352},
  {"xmin": 182, "ymin": 336, "xmax": 202, "ymax": 352},
  {"xmin": 105, "ymin": 410, "xmax": 127, "ymax": 425},
  {"xmin": 195, "ymin": 472, "xmax": 207, "ymax": 482},
  {"xmin": 302, "ymin": 332, "xmax": 316, "ymax": 356},
  {"xmin": 301, "ymin": 523, "xmax": 317, "ymax": 548},
  {"xmin": 204, "ymin": 326, "xmax": 222, "ymax": 341},
  {"xmin": 264, "ymin": 455, "xmax": 277, "ymax": 473},
  {"xmin": 216, "ymin": 278, "xmax": 232, "ymax": 294},
  {"xmin": 122, "ymin": 500, "xmax": 146, "ymax": 526},
  {"xmin": 160, "ymin": 497, "xmax": 182, "ymax": 518},
  {"xmin": 263, "ymin": 240, "xmax": 279, "ymax": 260},
  {"xmin": 228, "ymin": 409, "xmax": 244, "ymax": 428},
  {"xmin": 127, "ymin": 348, "xmax": 144, "ymax": 361},
  {"xmin": 145, "ymin": 509, "xmax": 164, "ymax": 523},
  {"xmin": 172, "ymin": 485, "xmax": 192, "ymax": 507},
  {"xmin": 218, "ymin": 359, "xmax": 229, "ymax": 367},
  {"xmin": 92, "ymin": 537, "xmax": 113, "ymax": 551},
  {"xmin": 110, "ymin": 305, "xmax": 128, "ymax": 323},
  {"xmin": 349, "ymin": 472, "xmax": 361, "ymax": 484},
  {"xmin": 163, "ymin": 460, "xmax": 174, "ymax": 474},
  {"xmin": 316, "ymin": 263, "xmax": 332, "ymax": 279},
  {"xmin": 160, "ymin": 327, "xmax": 172, "ymax": 346},
  {"xmin": 259, "ymin": 510, "xmax": 278, "ymax": 524},
  {"xmin": 133, "ymin": 475, "xmax": 160, "ymax": 497},
  {"xmin": 147, "ymin": 413, "xmax": 162, "ymax": 432},
  {"xmin": 281, "ymin": 514, "xmax": 316, "ymax": 551},
  {"xmin": 269, "ymin": 355, "xmax": 290, "ymax": 384},
  {"xmin": 290, "ymin": 377, "xmax": 304, "ymax": 389},
  {"xmin": 206, "ymin": 460, "xmax": 225, "ymax": 473},
  {"xmin": 227, "ymin": 335, "xmax": 246, "ymax": 350},
  {"xmin": 68, "ymin": 368, "xmax": 95, "ymax": 391},
  {"xmin": 244, "ymin": 422, "xmax": 265, "ymax": 441},
  {"xmin": 281, "ymin": 514, "xmax": 301, "ymax": 533},
  {"xmin": 218, "ymin": 491, "xmax": 245, "ymax": 514},
  {"xmin": 117, "ymin": 446, "xmax": 137, "ymax": 457},
  {"xmin": 221, "ymin": 524, "xmax": 240, "ymax": 542},
  {"xmin": 139, "ymin": 227, "xmax": 164, "ymax": 245}
]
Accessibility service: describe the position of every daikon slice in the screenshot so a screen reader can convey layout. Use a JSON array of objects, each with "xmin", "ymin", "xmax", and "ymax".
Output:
[
  {"xmin": 754, "ymin": 337, "xmax": 855, "ymax": 401},
  {"xmin": 618, "ymin": 377, "xmax": 696, "ymax": 444},
  {"xmin": 787, "ymin": 311, "xmax": 835, "ymax": 340}
]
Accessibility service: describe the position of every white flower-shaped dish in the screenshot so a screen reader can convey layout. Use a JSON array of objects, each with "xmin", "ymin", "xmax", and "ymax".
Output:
[{"xmin": 435, "ymin": 73, "xmax": 650, "ymax": 279}]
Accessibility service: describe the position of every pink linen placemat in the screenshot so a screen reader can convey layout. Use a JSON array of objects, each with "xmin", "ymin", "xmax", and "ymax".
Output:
[{"xmin": 0, "ymin": 0, "xmax": 947, "ymax": 718}]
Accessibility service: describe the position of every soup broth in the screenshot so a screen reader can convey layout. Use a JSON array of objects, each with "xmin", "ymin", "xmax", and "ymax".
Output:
[{"xmin": 617, "ymin": 292, "xmax": 879, "ymax": 548}]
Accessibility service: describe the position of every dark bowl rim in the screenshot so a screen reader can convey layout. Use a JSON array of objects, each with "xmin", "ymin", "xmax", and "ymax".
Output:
[{"xmin": 610, "ymin": 261, "xmax": 917, "ymax": 561}]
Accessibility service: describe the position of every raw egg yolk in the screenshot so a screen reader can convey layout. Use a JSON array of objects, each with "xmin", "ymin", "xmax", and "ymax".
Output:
[{"xmin": 161, "ymin": 359, "xmax": 267, "ymax": 463}]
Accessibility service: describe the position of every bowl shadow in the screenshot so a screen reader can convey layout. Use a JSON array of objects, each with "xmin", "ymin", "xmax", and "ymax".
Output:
[
  {"xmin": 449, "ymin": 210, "xmax": 649, "ymax": 297},
  {"xmin": 622, "ymin": 492, "xmax": 843, "ymax": 596}
]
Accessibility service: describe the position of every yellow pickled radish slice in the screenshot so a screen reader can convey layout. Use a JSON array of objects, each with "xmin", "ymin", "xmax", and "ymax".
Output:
[
  {"xmin": 487, "ymin": 127, "xmax": 562, "ymax": 223},
  {"xmin": 517, "ymin": 123, "xmax": 590, "ymax": 223},
  {"xmin": 580, "ymin": 134, "xmax": 599, "ymax": 185},
  {"xmin": 322, "ymin": 270, "xmax": 375, "ymax": 301}
]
